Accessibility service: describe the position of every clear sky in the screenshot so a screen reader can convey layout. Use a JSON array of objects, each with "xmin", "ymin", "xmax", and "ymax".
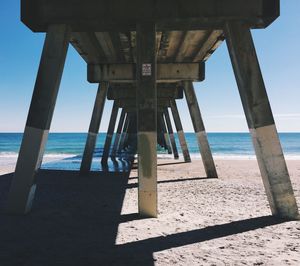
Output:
[{"xmin": 0, "ymin": 1, "xmax": 299, "ymax": 133}]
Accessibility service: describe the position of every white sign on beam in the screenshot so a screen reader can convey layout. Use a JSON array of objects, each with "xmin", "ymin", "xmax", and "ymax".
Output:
[{"xmin": 142, "ymin": 63, "xmax": 152, "ymax": 76}]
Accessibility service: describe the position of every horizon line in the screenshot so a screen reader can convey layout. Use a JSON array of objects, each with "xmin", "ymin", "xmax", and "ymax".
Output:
[{"xmin": 1, "ymin": 131, "xmax": 300, "ymax": 134}]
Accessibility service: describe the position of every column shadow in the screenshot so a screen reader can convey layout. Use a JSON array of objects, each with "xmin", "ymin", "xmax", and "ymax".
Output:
[
  {"xmin": 156, "ymin": 161, "xmax": 190, "ymax": 166},
  {"xmin": 126, "ymin": 176, "xmax": 215, "ymax": 189},
  {"xmin": 0, "ymin": 169, "xmax": 131, "ymax": 265},
  {"xmin": 0, "ymin": 170, "xmax": 290, "ymax": 266}
]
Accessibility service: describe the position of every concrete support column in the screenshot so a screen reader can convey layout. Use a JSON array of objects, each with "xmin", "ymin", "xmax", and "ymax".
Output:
[
  {"xmin": 101, "ymin": 101, "xmax": 119, "ymax": 164},
  {"xmin": 183, "ymin": 81, "xmax": 217, "ymax": 177},
  {"xmin": 126, "ymin": 113, "xmax": 138, "ymax": 151},
  {"xmin": 118, "ymin": 114, "xmax": 130, "ymax": 152},
  {"xmin": 136, "ymin": 22, "xmax": 157, "ymax": 217},
  {"xmin": 164, "ymin": 108, "xmax": 179, "ymax": 159},
  {"xmin": 123, "ymin": 113, "xmax": 133, "ymax": 150},
  {"xmin": 160, "ymin": 113, "xmax": 172, "ymax": 154},
  {"xmin": 225, "ymin": 22, "xmax": 299, "ymax": 219},
  {"xmin": 7, "ymin": 24, "xmax": 71, "ymax": 214},
  {"xmin": 170, "ymin": 100, "xmax": 191, "ymax": 162},
  {"xmin": 157, "ymin": 114, "xmax": 166, "ymax": 149},
  {"xmin": 111, "ymin": 109, "xmax": 126, "ymax": 157},
  {"xmin": 80, "ymin": 82, "xmax": 108, "ymax": 173}
]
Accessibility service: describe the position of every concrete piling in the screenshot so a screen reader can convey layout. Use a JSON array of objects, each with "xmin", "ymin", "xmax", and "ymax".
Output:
[
  {"xmin": 6, "ymin": 24, "xmax": 71, "ymax": 214},
  {"xmin": 101, "ymin": 101, "xmax": 119, "ymax": 164},
  {"xmin": 111, "ymin": 108, "xmax": 126, "ymax": 157},
  {"xmin": 183, "ymin": 81, "xmax": 217, "ymax": 178},
  {"xmin": 164, "ymin": 108, "xmax": 179, "ymax": 159},
  {"xmin": 136, "ymin": 22, "xmax": 157, "ymax": 218},
  {"xmin": 80, "ymin": 82, "xmax": 108, "ymax": 173},
  {"xmin": 225, "ymin": 21, "xmax": 299, "ymax": 219},
  {"xmin": 170, "ymin": 100, "xmax": 191, "ymax": 163},
  {"xmin": 118, "ymin": 113, "xmax": 130, "ymax": 152},
  {"xmin": 160, "ymin": 113, "xmax": 172, "ymax": 154}
]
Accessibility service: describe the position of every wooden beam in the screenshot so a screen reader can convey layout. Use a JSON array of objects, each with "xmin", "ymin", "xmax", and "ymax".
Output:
[
  {"xmin": 193, "ymin": 30, "xmax": 224, "ymax": 62},
  {"xmin": 94, "ymin": 32, "xmax": 118, "ymax": 62},
  {"xmin": 88, "ymin": 63, "xmax": 205, "ymax": 82},
  {"xmin": 119, "ymin": 32, "xmax": 133, "ymax": 63},
  {"xmin": 175, "ymin": 31, "xmax": 207, "ymax": 62},
  {"xmin": 70, "ymin": 32, "xmax": 107, "ymax": 64},
  {"xmin": 158, "ymin": 31, "xmax": 185, "ymax": 62}
]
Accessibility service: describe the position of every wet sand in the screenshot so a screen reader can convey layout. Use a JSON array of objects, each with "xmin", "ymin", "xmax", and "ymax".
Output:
[{"xmin": 0, "ymin": 159, "xmax": 299, "ymax": 265}]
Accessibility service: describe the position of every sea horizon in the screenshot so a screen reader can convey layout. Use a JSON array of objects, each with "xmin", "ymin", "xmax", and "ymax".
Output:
[{"xmin": 1, "ymin": 132, "xmax": 300, "ymax": 171}]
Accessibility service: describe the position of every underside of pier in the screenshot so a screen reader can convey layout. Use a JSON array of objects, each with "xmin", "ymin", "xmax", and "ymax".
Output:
[{"xmin": 5, "ymin": 0, "xmax": 299, "ymax": 221}]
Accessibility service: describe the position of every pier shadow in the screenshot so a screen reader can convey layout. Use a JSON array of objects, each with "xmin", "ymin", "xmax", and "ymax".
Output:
[
  {"xmin": 126, "ymin": 176, "xmax": 215, "ymax": 189},
  {"xmin": 156, "ymin": 161, "xmax": 190, "ymax": 166},
  {"xmin": 0, "ymin": 170, "xmax": 290, "ymax": 266},
  {"xmin": 130, "ymin": 160, "xmax": 189, "ymax": 170}
]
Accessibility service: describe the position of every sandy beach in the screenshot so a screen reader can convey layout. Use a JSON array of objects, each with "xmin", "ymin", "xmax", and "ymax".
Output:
[
  {"xmin": 120, "ymin": 159, "xmax": 300, "ymax": 265},
  {"xmin": 0, "ymin": 158, "xmax": 299, "ymax": 265}
]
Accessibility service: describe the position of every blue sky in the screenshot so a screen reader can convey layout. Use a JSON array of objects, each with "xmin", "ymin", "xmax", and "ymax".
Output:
[{"xmin": 0, "ymin": 1, "xmax": 299, "ymax": 132}]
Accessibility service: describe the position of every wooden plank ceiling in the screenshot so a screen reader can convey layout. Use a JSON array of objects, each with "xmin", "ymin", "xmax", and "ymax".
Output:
[{"xmin": 70, "ymin": 30, "xmax": 224, "ymax": 65}]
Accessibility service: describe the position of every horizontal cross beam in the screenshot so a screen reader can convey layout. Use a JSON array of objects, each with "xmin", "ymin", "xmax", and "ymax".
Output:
[
  {"xmin": 88, "ymin": 63, "xmax": 205, "ymax": 83},
  {"xmin": 115, "ymin": 98, "xmax": 171, "ymax": 108},
  {"xmin": 107, "ymin": 86, "xmax": 183, "ymax": 100},
  {"xmin": 22, "ymin": 0, "xmax": 279, "ymax": 31},
  {"xmin": 124, "ymin": 106, "xmax": 166, "ymax": 113}
]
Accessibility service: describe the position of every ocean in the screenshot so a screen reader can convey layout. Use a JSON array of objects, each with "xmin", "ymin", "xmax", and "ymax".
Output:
[{"xmin": 1, "ymin": 133, "xmax": 300, "ymax": 170}]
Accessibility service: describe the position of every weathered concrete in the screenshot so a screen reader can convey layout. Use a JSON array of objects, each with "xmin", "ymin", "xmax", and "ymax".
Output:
[
  {"xmin": 111, "ymin": 109, "xmax": 126, "ymax": 157},
  {"xmin": 6, "ymin": 24, "xmax": 70, "ymax": 214},
  {"xmin": 164, "ymin": 108, "xmax": 179, "ymax": 159},
  {"xmin": 125, "ymin": 113, "xmax": 138, "ymax": 151},
  {"xmin": 22, "ymin": 0, "xmax": 279, "ymax": 32},
  {"xmin": 118, "ymin": 113, "xmax": 130, "ymax": 152},
  {"xmin": 160, "ymin": 113, "xmax": 172, "ymax": 154},
  {"xmin": 136, "ymin": 22, "xmax": 157, "ymax": 218},
  {"xmin": 80, "ymin": 82, "xmax": 108, "ymax": 173},
  {"xmin": 157, "ymin": 115, "xmax": 165, "ymax": 149},
  {"xmin": 107, "ymin": 84, "xmax": 183, "ymax": 100},
  {"xmin": 101, "ymin": 101, "xmax": 119, "ymax": 164},
  {"xmin": 115, "ymin": 98, "xmax": 171, "ymax": 112},
  {"xmin": 183, "ymin": 81, "xmax": 217, "ymax": 178},
  {"xmin": 225, "ymin": 21, "xmax": 299, "ymax": 220},
  {"xmin": 170, "ymin": 100, "xmax": 191, "ymax": 162},
  {"xmin": 88, "ymin": 63, "xmax": 205, "ymax": 82}
]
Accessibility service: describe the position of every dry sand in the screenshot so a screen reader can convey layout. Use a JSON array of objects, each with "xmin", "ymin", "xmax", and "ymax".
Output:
[
  {"xmin": 120, "ymin": 159, "xmax": 300, "ymax": 265},
  {"xmin": 0, "ymin": 158, "xmax": 299, "ymax": 265}
]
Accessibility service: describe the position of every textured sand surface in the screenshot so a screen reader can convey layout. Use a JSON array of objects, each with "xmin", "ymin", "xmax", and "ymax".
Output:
[
  {"xmin": 0, "ymin": 159, "xmax": 299, "ymax": 265},
  {"xmin": 119, "ymin": 159, "xmax": 300, "ymax": 265}
]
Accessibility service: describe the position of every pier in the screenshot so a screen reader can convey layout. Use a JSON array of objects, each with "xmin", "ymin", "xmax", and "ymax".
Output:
[{"xmin": 6, "ymin": 0, "xmax": 299, "ymax": 221}]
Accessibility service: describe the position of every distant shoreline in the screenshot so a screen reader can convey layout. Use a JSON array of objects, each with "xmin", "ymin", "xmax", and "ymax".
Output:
[
  {"xmin": 1, "ymin": 156, "xmax": 300, "ymax": 176},
  {"xmin": 1, "ymin": 132, "xmax": 300, "ymax": 134}
]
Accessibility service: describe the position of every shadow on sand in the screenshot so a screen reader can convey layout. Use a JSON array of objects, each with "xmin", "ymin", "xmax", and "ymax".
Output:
[
  {"xmin": 126, "ymin": 176, "xmax": 218, "ymax": 189},
  {"xmin": 0, "ymin": 170, "xmax": 289, "ymax": 266}
]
